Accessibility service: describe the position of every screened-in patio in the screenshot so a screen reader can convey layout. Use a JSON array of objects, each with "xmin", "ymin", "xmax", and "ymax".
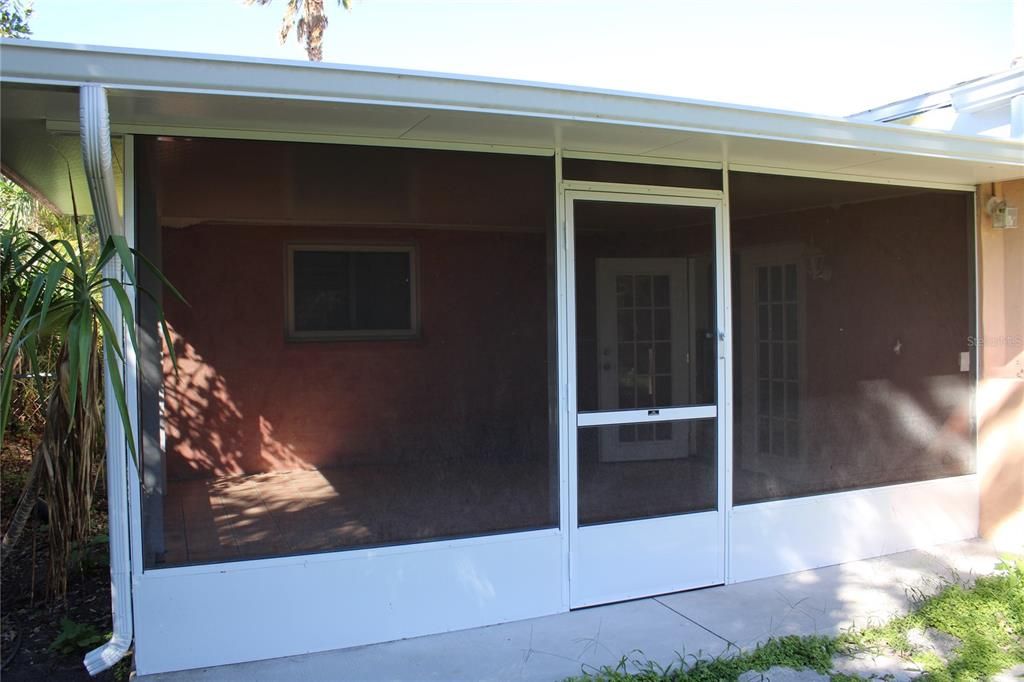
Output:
[
  {"xmin": 2, "ymin": 41, "xmax": 1017, "ymax": 676},
  {"xmin": 134, "ymin": 136, "xmax": 975, "ymax": 570}
]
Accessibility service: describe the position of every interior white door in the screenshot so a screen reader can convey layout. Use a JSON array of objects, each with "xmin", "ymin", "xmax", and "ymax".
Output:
[
  {"xmin": 595, "ymin": 258, "xmax": 690, "ymax": 462},
  {"xmin": 567, "ymin": 191, "xmax": 726, "ymax": 608}
]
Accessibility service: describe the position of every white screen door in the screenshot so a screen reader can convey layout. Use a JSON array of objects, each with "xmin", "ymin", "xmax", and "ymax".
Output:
[{"xmin": 567, "ymin": 191, "xmax": 726, "ymax": 608}]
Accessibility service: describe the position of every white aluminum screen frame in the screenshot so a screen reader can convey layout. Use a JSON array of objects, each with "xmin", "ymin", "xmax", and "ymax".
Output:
[{"xmin": 562, "ymin": 189, "xmax": 731, "ymax": 607}]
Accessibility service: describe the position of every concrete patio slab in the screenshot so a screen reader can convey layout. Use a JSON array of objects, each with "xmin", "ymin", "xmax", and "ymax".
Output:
[
  {"xmin": 140, "ymin": 539, "xmax": 1002, "ymax": 682},
  {"xmin": 656, "ymin": 537, "xmax": 1002, "ymax": 648}
]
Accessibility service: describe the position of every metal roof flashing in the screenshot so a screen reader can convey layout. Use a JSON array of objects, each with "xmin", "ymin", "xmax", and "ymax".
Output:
[{"xmin": 850, "ymin": 66, "xmax": 1024, "ymax": 123}]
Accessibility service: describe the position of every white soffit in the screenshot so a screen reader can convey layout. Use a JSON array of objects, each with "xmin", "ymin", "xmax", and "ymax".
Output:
[{"xmin": 2, "ymin": 39, "xmax": 1022, "ymax": 192}]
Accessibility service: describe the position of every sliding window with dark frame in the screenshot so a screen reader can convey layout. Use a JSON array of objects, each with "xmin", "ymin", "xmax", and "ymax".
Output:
[{"xmin": 286, "ymin": 244, "xmax": 419, "ymax": 341}]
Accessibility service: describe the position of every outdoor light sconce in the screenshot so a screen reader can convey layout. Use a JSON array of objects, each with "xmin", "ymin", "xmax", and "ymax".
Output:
[
  {"xmin": 986, "ymin": 196, "xmax": 1019, "ymax": 229},
  {"xmin": 808, "ymin": 251, "xmax": 832, "ymax": 281}
]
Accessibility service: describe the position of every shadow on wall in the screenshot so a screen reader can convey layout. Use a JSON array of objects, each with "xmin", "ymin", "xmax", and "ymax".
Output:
[
  {"xmin": 162, "ymin": 330, "xmax": 308, "ymax": 478},
  {"xmin": 156, "ymin": 223, "xmax": 552, "ymax": 483}
]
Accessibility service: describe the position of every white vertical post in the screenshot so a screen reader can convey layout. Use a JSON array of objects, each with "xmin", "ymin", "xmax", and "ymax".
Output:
[
  {"xmin": 554, "ymin": 142, "xmax": 572, "ymax": 612},
  {"xmin": 720, "ymin": 152, "xmax": 735, "ymax": 585},
  {"xmin": 123, "ymin": 135, "xmax": 144, "ymax": 579}
]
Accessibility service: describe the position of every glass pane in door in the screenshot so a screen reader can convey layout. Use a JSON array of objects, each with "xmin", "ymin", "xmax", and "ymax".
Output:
[{"xmin": 573, "ymin": 199, "xmax": 718, "ymax": 525}]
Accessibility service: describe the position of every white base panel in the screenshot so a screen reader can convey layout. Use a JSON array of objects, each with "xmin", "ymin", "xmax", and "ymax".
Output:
[
  {"xmin": 133, "ymin": 529, "xmax": 564, "ymax": 675},
  {"xmin": 570, "ymin": 511, "xmax": 723, "ymax": 608},
  {"xmin": 728, "ymin": 474, "xmax": 979, "ymax": 584}
]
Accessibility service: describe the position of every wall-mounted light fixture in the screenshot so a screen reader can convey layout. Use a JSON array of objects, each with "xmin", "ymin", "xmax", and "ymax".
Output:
[
  {"xmin": 987, "ymin": 196, "xmax": 1019, "ymax": 229},
  {"xmin": 808, "ymin": 250, "xmax": 832, "ymax": 281}
]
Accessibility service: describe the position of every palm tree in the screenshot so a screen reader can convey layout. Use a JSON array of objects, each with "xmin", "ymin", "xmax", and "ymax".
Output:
[{"xmin": 247, "ymin": 0, "xmax": 352, "ymax": 62}]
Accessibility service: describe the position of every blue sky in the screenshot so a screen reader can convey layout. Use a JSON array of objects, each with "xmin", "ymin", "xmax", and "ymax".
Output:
[{"xmin": 22, "ymin": 0, "xmax": 1019, "ymax": 116}]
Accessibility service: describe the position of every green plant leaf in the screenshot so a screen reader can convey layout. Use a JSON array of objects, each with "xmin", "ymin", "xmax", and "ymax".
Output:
[
  {"xmin": 134, "ymin": 285, "xmax": 181, "ymax": 374},
  {"xmin": 94, "ymin": 306, "xmax": 125, "ymax": 362},
  {"xmin": 38, "ymin": 260, "xmax": 67, "ymax": 331},
  {"xmin": 103, "ymin": 278, "xmax": 139, "ymax": 354},
  {"xmin": 104, "ymin": 335, "xmax": 138, "ymax": 464},
  {"xmin": 76, "ymin": 307, "xmax": 92, "ymax": 414},
  {"xmin": 94, "ymin": 236, "xmax": 116, "ymax": 271},
  {"xmin": 109, "ymin": 234, "xmax": 137, "ymax": 285},
  {"xmin": 20, "ymin": 270, "xmax": 47, "ymax": 323},
  {"xmin": 66, "ymin": 309, "xmax": 82, "ymax": 418},
  {"xmin": 133, "ymin": 247, "xmax": 187, "ymax": 305}
]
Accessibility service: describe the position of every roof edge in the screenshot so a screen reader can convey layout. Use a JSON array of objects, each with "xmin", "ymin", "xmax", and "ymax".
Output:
[{"xmin": 2, "ymin": 39, "xmax": 1022, "ymax": 168}]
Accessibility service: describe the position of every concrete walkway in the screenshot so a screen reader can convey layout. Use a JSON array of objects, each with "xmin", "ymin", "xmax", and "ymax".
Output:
[{"xmin": 141, "ymin": 539, "xmax": 1003, "ymax": 682}]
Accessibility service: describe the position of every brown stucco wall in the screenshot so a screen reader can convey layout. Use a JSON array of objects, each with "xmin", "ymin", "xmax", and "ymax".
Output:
[
  {"xmin": 142, "ymin": 137, "xmax": 557, "ymax": 482},
  {"xmin": 977, "ymin": 178, "xmax": 1024, "ymax": 550},
  {"xmin": 160, "ymin": 223, "xmax": 552, "ymax": 480}
]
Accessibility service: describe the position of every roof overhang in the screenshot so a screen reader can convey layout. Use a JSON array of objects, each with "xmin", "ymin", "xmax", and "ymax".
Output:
[{"xmin": 2, "ymin": 39, "xmax": 1022, "ymax": 213}]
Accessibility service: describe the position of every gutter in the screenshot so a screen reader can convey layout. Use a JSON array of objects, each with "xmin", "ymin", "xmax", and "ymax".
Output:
[
  {"xmin": 1, "ymin": 39, "xmax": 1022, "ymax": 168},
  {"xmin": 79, "ymin": 84, "xmax": 135, "ymax": 676}
]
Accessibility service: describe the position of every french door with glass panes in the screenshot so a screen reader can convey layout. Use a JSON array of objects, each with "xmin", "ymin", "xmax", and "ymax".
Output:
[{"xmin": 566, "ymin": 191, "xmax": 727, "ymax": 608}]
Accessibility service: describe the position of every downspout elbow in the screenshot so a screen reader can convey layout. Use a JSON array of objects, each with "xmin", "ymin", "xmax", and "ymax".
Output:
[{"xmin": 84, "ymin": 633, "xmax": 133, "ymax": 676}]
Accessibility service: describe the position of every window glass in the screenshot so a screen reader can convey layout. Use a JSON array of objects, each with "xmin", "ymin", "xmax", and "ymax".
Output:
[
  {"xmin": 730, "ymin": 172, "xmax": 975, "ymax": 504},
  {"xmin": 290, "ymin": 247, "xmax": 414, "ymax": 337}
]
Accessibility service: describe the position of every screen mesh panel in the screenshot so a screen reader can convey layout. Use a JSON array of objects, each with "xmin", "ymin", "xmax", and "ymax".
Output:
[
  {"xmin": 137, "ymin": 137, "xmax": 558, "ymax": 567},
  {"xmin": 729, "ymin": 172, "xmax": 975, "ymax": 504}
]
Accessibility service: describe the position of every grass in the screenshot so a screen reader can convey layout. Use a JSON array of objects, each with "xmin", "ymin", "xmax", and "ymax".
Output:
[
  {"xmin": 838, "ymin": 558, "xmax": 1024, "ymax": 681},
  {"xmin": 572, "ymin": 636, "xmax": 840, "ymax": 682},
  {"xmin": 568, "ymin": 558, "xmax": 1024, "ymax": 682}
]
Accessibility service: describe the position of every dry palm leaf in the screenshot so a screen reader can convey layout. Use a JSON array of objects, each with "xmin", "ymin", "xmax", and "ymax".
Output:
[{"xmin": 248, "ymin": 0, "xmax": 353, "ymax": 62}]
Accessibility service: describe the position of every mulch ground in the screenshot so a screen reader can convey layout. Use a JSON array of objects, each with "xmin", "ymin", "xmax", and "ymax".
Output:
[{"xmin": 2, "ymin": 431, "xmax": 120, "ymax": 681}]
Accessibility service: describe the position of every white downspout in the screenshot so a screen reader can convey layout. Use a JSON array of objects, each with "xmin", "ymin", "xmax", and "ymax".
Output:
[{"xmin": 79, "ymin": 84, "xmax": 135, "ymax": 676}]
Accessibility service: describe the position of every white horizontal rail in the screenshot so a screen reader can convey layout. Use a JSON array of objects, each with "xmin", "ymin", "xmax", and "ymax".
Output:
[
  {"xmin": 561, "ymin": 150, "xmax": 722, "ymax": 170},
  {"xmin": 561, "ymin": 180, "xmax": 723, "ymax": 199},
  {"xmin": 577, "ymin": 404, "xmax": 717, "ymax": 427}
]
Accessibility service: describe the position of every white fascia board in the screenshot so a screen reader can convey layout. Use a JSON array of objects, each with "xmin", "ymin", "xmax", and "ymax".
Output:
[
  {"xmin": 950, "ymin": 67, "xmax": 1024, "ymax": 114},
  {"xmin": 2, "ymin": 39, "xmax": 1023, "ymax": 167}
]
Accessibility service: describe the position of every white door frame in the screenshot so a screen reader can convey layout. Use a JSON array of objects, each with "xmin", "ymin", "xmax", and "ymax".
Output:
[{"xmin": 561, "ymin": 189, "xmax": 732, "ymax": 607}]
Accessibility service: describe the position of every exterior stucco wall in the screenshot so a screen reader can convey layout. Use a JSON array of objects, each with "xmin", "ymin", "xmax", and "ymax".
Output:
[
  {"xmin": 160, "ymin": 223, "xmax": 552, "ymax": 481},
  {"xmin": 977, "ymin": 178, "xmax": 1024, "ymax": 550}
]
